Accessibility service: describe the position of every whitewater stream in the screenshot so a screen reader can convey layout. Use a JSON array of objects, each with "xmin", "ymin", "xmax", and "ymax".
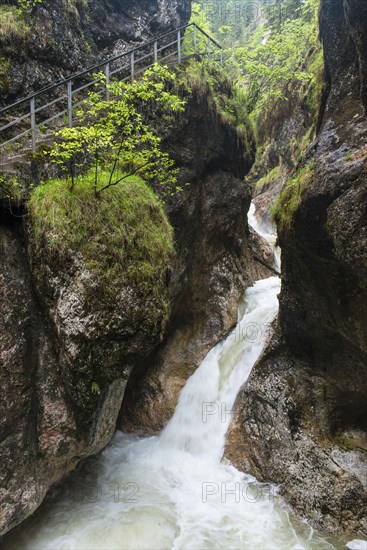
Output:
[{"xmin": 5, "ymin": 205, "xmax": 348, "ymax": 549}]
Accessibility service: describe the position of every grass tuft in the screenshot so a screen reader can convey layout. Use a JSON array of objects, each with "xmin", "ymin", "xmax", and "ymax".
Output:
[
  {"xmin": 255, "ymin": 166, "xmax": 281, "ymax": 193},
  {"xmin": 28, "ymin": 170, "xmax": 174, "ymax": 302},
  {"xmin": 271, "ymin": 162, "xmax": 315, "ymax": 233},
  {"xmin": 0, "ymin": 6, "xmax": 31, "ymax": 42},
  {"xmin": 0, "ymin": 174, "xmax": 24, "ymax": 203}
]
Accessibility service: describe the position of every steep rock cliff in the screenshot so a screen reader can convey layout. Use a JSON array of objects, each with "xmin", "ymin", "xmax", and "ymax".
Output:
[
  {"xmin": 0, "ymin": 0, "xmax": 193, "ymax": 536},
  {"xmin": 0, "ymin": 0, "xmax": 191, "ymax": 103},
  {"xmin": 0, "ymin": 188, "xmax": 172, "ymax": 536},
  {"xmin": 120, "ymin": 67, "xmax": 273, "ymax": 435},
  {"xmin": 226, "ymin": 0, "xmax": 367, "ymax": 537}
]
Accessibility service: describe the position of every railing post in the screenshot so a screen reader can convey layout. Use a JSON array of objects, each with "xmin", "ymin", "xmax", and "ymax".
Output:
[
  {"xmin": 30, "ymin": 97, "xmax": 36, "ymax": 152},
  {"xmin": 177, "ymin": 29, "xmax": 181, "ymax": 63},
  {"xmin": 131, "ymin": 51, "xmax": 135, "ymax": 83},
  {"xmin": 220, "ymin": 50, "xmax": 223, "ymax": 66},
  {"xmin": 194, "ymin": 24, "xmax": 197, "ymax": 55},
  {"xmin": 67, "ymin": 80, "xmax": 73, "ymax": 128},
  {"xmin": 154, "ymin": 40, "xmax": 158, "ymax": 63},
  {"xmin": 105, "ymin": 62, "xmax": 110, "ymax": 101}
]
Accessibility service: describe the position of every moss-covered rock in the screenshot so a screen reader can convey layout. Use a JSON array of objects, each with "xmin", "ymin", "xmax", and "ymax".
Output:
[
  {"xmin": 0, "ymin": 168, "xmax": 174, "ymax": 537},
  {"xmin": 27, "ymin": 173, "xmax": 174, "ymax": 418}
]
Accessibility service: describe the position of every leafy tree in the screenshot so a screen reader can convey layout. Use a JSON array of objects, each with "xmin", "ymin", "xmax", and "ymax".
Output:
[
  {"xmin": 182, "ymin": 2, "xmax": 213, "ymax": 56},
  {"xmin": 189, "ymin": 2, "xmax": 212, "ymax": 35},
  {"xmin": 48, "ymin": 65, "xmax": 185, "ymax": 197},
  {"xmin": 264, "ymin": 0, "xmax": 304, "ymax": 32},
  {"xmin": 224, "ymin": 0, "xmax": 320, "ymax": 117}
]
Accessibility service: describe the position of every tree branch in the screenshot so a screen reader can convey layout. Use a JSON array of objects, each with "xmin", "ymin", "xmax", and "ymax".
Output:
[{"xmin": 96, "ymin": 161, "xmax": 152, "ymax": 196}]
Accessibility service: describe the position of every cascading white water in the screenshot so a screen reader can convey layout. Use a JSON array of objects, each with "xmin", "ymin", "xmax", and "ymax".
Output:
[
  {"xmin": 5, "ymin": 204, "xmax": 340, "ymax": 550},
  {"xmin": 248, "ymin": 203, "xmax": 281, "ymax": 272}
]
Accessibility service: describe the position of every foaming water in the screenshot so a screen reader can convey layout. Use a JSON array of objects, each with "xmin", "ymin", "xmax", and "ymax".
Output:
[
  {"xmin": 4, "ymin": 205, "xmax": 341, "ymax": 550},
  {"xmin": 248, "ymin": 202, "xmax": 281, "ymax": 272}
]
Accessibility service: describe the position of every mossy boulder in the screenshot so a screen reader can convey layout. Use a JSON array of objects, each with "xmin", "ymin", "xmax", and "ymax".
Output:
[{"xmin": 27, "ymin": 173, "xmax": 174, "ymax": 421}]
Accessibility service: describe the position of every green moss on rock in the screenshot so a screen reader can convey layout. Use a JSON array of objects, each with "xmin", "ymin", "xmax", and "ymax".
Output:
[
  {"xmin": 271, "ymin": 162, "xmax": 315, "ymax": 233},
  {"xmin": 175, "ymin": 60, "xmax": 253, "ymax": 149},
  {"xmin": 28, "ymin": 171, "xmax": 174, "ymax": 306}
]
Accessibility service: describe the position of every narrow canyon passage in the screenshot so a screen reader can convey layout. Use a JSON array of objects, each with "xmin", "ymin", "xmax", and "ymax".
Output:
[{"xmin": 4, "ymin": 206, "xmax": 345, "ymax": 550}]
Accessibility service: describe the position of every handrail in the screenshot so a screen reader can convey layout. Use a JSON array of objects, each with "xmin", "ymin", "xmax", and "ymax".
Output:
[
  {"xmin": 0, "ymin": 23, "xmax": 223, "ymax": 154},
  {"xmin": 0, "ymin": 23, "xmax": 222, "ymax": 116}
]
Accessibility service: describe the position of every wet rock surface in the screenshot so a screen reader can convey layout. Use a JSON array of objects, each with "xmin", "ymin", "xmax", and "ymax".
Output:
[
  {"xmin": 0, "ymin": 0, "xmax": 191, "ymax": 104},
  {"xmin": 119, "ymin": 92, "xmax": 273, "ymax": 435},
  {"xmin": 0, "ymin": 210, "xmax": 169, "ymax": 536},
  {"xmin": 0, "ymin": 0, "xmax": 193, "ymax": 534},
  {"xmin": 226, "ymin": 0, "xmax": 367, "ymax": 537}
]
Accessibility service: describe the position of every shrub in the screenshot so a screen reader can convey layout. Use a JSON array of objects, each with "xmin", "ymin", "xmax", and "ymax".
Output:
[{"xmin": 0, "ymin": 6, "xmax": 30, "ymax": 42}]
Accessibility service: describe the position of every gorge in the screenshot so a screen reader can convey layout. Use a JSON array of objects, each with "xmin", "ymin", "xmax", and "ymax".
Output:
[{"xmin": 0, "ymin": 0, "xmax": 366, "ymax": 548}]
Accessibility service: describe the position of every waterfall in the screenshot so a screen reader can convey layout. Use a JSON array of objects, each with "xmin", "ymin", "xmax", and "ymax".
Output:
[{"xmin": 5, "ymin": 204, "xmax": 338, "ymax": 550}]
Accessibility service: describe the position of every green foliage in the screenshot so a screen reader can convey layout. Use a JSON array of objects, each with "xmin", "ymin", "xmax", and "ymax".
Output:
[
  {"xmin": 0, "ymin": 5, "xmax": 30, "ymax": 41},
  {"xmin": 189, "ymin": 2, "xmax": 212, "ymax": 35},
  {"xmin": 91, "ymin": 382, "xmax": 101, "ymax": 395},
  {"xmin": 17, "ymin": 0, "xmax": 43, "ymax": 14},
  {"xmin": 0, "ymin": 174, "xmax": 24, "ymax": 203},
  {"xmin": 264, "ymin": 0, "xmax": 304, "ymax": 32},
  {"xmin": 28, "ymin": 172, "xmax": 174, "ymax": 300},
  {"xmin": 175, "ymin": 60, "xmax": 252, "ymax": 146},
  {"xmin": 271, "ymin": 162, "xmax": 315, "ymax": 232},
  {"xmin": 48, "ymin": 64, "xmax": 185, "ymax": 197},
  {"xmin": 255, "ymin": 166, "xmax": 281, "ymax": 193},
  {"xmin": 227, "ymin": 0, "xmax": 320, "ymax": 118},
  {"xmin": 182, "ymin": 0, "xmax": 321, "ymax": 138}
]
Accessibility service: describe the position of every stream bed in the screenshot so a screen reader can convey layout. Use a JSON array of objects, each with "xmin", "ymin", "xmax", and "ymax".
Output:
[{"xmin": 4, "ymin": 206, "xmax": 350, "ymax": 550}]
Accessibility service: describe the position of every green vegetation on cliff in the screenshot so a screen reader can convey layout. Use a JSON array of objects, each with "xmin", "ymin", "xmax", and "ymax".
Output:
[
  {"xmin": 271, "ymin": 162, "xmax": 315, "ymax": 232},
  {"xmin": 176, "ymin": 60, "xmax": 252, "ymax": 145},
  {"xmin": 28, "ymin": 172, "xmax": 174, "ymax": 300},
  {"xmin": 187, "ymin": 0, "xmax": 322, "ymax": 232},
  {"xmin": 48, "ymin": 65, "xmax": 185, "ymax": 197},
  {"xmin": 189, "ymin": 0, "xmax": 320, "ymax": 122}
]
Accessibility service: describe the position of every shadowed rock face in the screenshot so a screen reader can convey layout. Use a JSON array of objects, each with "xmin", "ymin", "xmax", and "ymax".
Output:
[
  {"xmin": 119, "ymin": 89, "xmax": 273, "ymax": 435},
  {"xmin": 0, "ymin": 212, "xmax": 169, "ymax": 536},
  {"xmin": 0, "ymin": 0, "xmax": 192, "ymax": 537},
  {"xmin": 0, "ymin": 0, "xmax": 191, "ymax": 104},
  {"xmin": 225, "ymin": 0, "xmax": 367, "ymax": 537}
]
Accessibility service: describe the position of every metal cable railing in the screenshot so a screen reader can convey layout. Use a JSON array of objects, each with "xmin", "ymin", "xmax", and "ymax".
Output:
[{"xmin": 0, "ymin": 23, "xmax": 223, "ymax": 156}]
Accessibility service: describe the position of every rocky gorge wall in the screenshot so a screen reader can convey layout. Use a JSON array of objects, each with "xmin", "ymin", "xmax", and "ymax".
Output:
[
  {"xmin": 226, "ymin": 0, "xmax": 367, "ymax": 537},
  {"xmin": 0, "ymin": 57, "xmax": 277, "ymax": 539},
  {"xmin": 120, "ymin": 80, "xmax": 274, "ymax": 435},
  {"xmin": 0, "ymin": 0, "xmax": 196, "ymax": 536},
  {"xmin": 0, "ymin": 0, "xmax": 192, "ymax": 103}
]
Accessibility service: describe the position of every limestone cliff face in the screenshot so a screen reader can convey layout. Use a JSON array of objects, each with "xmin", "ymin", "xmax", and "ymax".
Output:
[
  {"xmin": 119, "ymin": 81, "xmax": 273, "ymax": 435},
  {"xmin": 0, "ymin": 0, "xmax": 191, "ymax": 103},
  {"xmin": 0, "ymin": 0, "xmax": 192, "ymax": 537},
  {"xmin": 226, "ymin": 0, "xmax": 367, "ymax": 537},
  {"xmin": 0, "ymin": 206, "xmax": 171, "ymax": 536}
]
